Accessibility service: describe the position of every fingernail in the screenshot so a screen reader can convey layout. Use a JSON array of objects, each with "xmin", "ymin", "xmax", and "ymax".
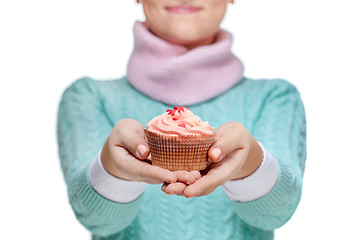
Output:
[
  {"xmin": 136, "ymin": 144, "xmax": 147, "ymax": 158},
  {"xmin": 212, "ymin": 148, "xmax": 222, "ymax": 161}
]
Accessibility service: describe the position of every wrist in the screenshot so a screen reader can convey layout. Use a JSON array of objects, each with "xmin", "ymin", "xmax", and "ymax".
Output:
[{"xmin": 222, "ymin": 144, "xmax": 278, "ymax": 202}]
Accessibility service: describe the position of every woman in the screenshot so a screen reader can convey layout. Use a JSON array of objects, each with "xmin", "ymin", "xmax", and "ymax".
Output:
[{"xmin": 57, "ymin": 0, "xmax": 306, "ymax": 239}]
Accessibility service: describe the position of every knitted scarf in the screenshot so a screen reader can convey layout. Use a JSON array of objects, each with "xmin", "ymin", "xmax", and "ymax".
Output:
[{"xmin": 127, "ymin": 21, "xmax": 244, "ymax": 106}]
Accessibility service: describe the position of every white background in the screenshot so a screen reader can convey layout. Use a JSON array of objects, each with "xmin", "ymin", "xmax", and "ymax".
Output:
[{"xmin": 1, "ymin": 0, "xmax": 359, "ymax": 239}]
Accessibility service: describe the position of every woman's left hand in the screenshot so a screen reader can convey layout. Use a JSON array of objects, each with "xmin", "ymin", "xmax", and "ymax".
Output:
[{"xmin": 161, "ymin": 121, "xmax": 263, "ymax": 198}]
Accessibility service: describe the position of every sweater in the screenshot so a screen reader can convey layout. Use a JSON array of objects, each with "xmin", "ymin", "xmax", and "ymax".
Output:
[
  {"xmin": 89, "ymin": 21, "xmax": 278, "ymax": 205},
  {"xmin": 57, "ymin": 76, "xmax": 306, "ymax": 240}
]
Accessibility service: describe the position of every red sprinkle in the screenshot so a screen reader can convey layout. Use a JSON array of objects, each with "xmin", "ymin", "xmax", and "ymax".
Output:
[
  {"xmin": 166, "ymin": 106, "xmax": 189, "ymax": 116},
  {"xmin": 166, "ymin": 109, "xmax": 175, "ymax": 115},
  {"xmin": 178, "ymin": 123, "xmax": 186, "ymax": 128},
  {"xmin": 167, "ymin": 106, "xmax": 190, "ymax": 119}
]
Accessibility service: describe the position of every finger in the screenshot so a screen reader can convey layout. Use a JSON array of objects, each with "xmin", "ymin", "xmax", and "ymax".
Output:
[
  {"xmin": 185, "ymin": 150, "xmax": 247, "ymax": 198},
  {"xmin": 183, "ymin": 160, "xmax": 234, "ymax": 198},
  {"xmin": 164, "ymin": 182, "xmax": 187, "ymax": 195},
  {"xmin": 173, "ymin": 171, "xmax": 197, "ymax": 184},
  {"xmin": 209, "ymin": 149, "xmax": 249, "ymax": 179},
  {"xmin": 110, "ymin": 119, "xmax": 150, "ymax": 160},
  {"xmin": 208, "ymin": 122, "xmax": 246, "ymax": 163},
  {"xmin": 183, "ymin": 174, "xmax": 223, "ymax": 198},
  {"xmin": 137, "ymin": 163, "xmax": 178, "ymax": 184},
  {"xmin": 112, "ymin": 146, "xmax": 177, "ymax": 184},
  {"xmin": 190, "ymin": 170, "xmax": 201, "ymax": 180},
  {"xmin": 161, "ymin": 182, "xmax": 169, "ymax": 192}
]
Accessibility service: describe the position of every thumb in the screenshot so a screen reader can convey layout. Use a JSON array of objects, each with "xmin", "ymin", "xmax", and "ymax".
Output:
[
  {"xmin": 110, "ymin": 119, "xmax": 150, "ymax": 160},
  {"xmin": 208, "ymin": 122, "xmax": 245, "ymax": 163}
]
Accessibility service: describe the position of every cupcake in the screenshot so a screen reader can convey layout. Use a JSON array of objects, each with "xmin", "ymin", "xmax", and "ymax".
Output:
[{"xmin": 145, "ymin": 106, "xmax": 215, "ymax": 171}]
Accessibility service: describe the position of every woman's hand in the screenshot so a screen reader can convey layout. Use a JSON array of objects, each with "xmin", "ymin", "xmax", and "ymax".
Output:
[
  {"xmin": 101, "ymin": 119, "xmax": 197, "ymax": 185},
  {"xmin": 161, "ymin": 121, "xmax": 263, "ymax": 197}
]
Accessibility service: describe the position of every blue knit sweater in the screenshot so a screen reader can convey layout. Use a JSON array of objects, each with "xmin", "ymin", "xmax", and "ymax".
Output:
[{"xmin": 57, "ymin": 76, "xmax": 306, "ymax": 240}]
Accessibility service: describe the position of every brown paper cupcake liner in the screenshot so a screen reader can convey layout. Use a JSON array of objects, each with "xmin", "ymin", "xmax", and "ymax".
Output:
[{"xmin": 144, "ymin": 129, "xmax": 215, "ymax": 171}]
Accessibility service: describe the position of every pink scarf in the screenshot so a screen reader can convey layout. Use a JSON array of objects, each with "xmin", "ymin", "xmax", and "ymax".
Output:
[{"xmin": 127, "ymin": 22, "xmax": 244, "ymax": 106}]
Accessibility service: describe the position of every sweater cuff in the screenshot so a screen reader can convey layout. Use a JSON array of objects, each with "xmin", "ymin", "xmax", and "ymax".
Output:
[
  {"xmin": 88, "ymin": 150, "xmax": 146, "ymax": 203},
  {"xmin": 222, "ymin": 142, "xmax": 278, "ymax": 202}
]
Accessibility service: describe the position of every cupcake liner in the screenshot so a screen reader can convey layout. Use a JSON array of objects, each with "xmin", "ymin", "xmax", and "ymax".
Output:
[{"xmin": 144, "ymin": 129, "xmax": 216, "ymax": 171}]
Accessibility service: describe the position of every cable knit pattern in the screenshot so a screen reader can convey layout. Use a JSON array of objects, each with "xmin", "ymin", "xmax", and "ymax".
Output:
[{"xmin": 57, "ymin": 77, "xmax": 306, "ymax": 240}]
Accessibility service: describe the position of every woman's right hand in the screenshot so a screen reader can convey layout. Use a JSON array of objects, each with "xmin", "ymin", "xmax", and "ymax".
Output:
[{"xmin": 101, "ymin": 119, "xmax": 198, "ymax": 185}]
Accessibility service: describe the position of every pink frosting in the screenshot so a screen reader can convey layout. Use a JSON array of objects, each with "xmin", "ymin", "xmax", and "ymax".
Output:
[{"xmin": 147, "ymin": 107, "xmax": 215, "ymax": 136}]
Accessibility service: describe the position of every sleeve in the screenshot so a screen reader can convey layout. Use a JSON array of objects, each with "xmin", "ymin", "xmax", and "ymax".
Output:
[
  {"xmin": 222, "ymin": 142, "xmax": 279, "ymax": 202},
  {"xmin": 89, "ymin": 149, "xmax": 146, "ymax": 203},
  {"xmin": 229, "ymin": 79, "xmax": 307, "ymax": 231},
  {"xmin": 57, "ymin": 77, "xmax": 143, "ymax": 237}
]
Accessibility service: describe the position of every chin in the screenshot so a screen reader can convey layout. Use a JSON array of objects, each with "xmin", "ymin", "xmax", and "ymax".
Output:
[
  {"xmin": 147, "ymin": 21, "xmax": 218, "ymax": 48},
  {"xmin": 166, "ymin": 26, "xmax": 216, "ymax": 44}
]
